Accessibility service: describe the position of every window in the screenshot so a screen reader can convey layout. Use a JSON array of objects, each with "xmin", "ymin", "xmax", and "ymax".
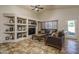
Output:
[
  {"xmin": 45, "ymin": 22, "xmax": 53, "ymax": 29},
  {"xmin": 68, "ymin": 20, "xmax": 75, "ymax": 35},
  {"xmin": 41, "ymin": 20, "xmax": 58, "ymax": 29}
]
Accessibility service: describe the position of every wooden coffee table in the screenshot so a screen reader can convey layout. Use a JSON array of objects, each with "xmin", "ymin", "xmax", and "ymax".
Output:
[{"xmin": 32, "ymin": 34, "xmax": 46, "ymax": 41}]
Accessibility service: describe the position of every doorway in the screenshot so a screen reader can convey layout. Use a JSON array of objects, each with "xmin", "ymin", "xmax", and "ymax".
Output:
[{"xmin": 67, "ymin": 20, "xmax": 76, "ymax": 39}]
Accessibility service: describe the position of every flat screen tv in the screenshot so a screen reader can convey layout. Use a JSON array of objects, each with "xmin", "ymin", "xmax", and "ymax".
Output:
[{"xmin": 28, "ymin": 28, "xmax": 36, "ymax": 35}]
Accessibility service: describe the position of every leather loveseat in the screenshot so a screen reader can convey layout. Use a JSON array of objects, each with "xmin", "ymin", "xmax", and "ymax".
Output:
[{"xmin": 45, "ymin": 31, "xmax": 65, "ymax": 50}]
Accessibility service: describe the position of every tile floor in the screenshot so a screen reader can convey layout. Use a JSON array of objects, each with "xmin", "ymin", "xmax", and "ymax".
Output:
[
  {"xmin": 0, "ymin": 39, "xmax": 60, "ymax": 54},
  {"xmin": 0, "ymin": 38, "xmax": 79, "ymax": 54}
]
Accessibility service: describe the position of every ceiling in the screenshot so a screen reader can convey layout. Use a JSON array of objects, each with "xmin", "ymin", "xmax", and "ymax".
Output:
[{"xmin": 19, "ymin": 5, "xmax": 79, "ymax": 13}]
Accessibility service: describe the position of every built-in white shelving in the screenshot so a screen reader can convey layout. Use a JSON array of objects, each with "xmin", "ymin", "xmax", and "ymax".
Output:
[
  {"xmin": 1, "ymin": 13, "xmax": 37, "ymax": 43},
  {"xmin": 28, "ymin": 19, "xmax": 37, "ymax": 36},
  {"xmin": 4, "ymin": 23, "xmax": 15, "ymax": 25},
  {"xmin": 4, "ymin": 31, "xmax": 15, "ymax": 34},
  {"xmin": 4, "ymin": 14, "xmax": 27, "ymax": 42},
  {"xmin": 17, "ymin": 23, "xmax": 26, "ymax": 25}
]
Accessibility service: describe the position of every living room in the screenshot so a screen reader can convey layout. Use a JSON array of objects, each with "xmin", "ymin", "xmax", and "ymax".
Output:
[{"xmin": 0, "ymin": 5, "xmax": 79, "ymax": 54}]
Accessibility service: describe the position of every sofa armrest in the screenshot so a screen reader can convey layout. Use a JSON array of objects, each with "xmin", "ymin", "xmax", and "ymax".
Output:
[{"xmin": 45, "ymin": 36, "xmax": 64, "ymax": 50}]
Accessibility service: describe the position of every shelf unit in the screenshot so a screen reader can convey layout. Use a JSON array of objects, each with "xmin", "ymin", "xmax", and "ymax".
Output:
[
  {"xmin": 17, "ymin": 17, "xmax": 27, "ymax": 39},
  {"xmin": 2, "ymin": 14, "xmax": 37, "ymax": 43},
  {"xmin": 4, "ymin": 16, "xmax": 15, "ymax": 40},
  {"xmin": 28, "ymin": 19, "xmax": 37, "ymax": 35},
  {"xmin": 28, "ymin": 19, "xmax": 37, "ymax": 27},
  {"xmin": 28, "ymin": 19, "xmax": 37, "ymax": 25},
  {"xmin": 4, "ymin": 23, "xmax": 15, "ymax": 25},
  {"xmin": 4, "ymin": 15, "xmax": 27, "ymax": 42}
]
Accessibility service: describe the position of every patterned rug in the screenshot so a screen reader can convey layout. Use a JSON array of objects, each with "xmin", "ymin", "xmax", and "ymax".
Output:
[{"xmin": 0, "ymin": 39, "xmax": 61, "ymax": 54}]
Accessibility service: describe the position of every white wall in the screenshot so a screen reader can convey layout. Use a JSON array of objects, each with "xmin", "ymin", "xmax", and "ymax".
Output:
[
  {"xmin": 0, "ymin": 6, "xmax": 79, "ymax": 43},
  {"xmin": 0, "ymin": 5, "xmax": 38, "ymax": 19},
  {"xmin": 39, "ymin": 7, "xmax": 79, "ymax": 39},
  {"xmin": 0, "ymin": 5, "xmax": 38, "ymax": 43}
]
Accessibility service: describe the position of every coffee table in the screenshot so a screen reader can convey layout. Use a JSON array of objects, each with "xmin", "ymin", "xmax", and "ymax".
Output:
[{"xmin": 32, "ymin": 34, "xmax": 46, "ymax": 41}]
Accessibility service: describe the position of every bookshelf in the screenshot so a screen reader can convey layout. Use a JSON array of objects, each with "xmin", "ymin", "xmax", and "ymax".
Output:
[
  {"xmin": 4, "ymin": 14, "xmax": 27, "ymax": 42},
  {"xmin": 2, "ymin": 13, "xmax": 37, "ymax": 43},
  {"xmin": 17, "ymin": 17, "xmax": 27, "ymax": 39},
  {"xmin": 28, "ymin": 19, "xmax": 37, "ymax": 35}
]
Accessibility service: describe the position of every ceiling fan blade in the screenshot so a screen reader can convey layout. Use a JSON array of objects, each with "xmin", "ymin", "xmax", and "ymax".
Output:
[{"xmin": 31, "ymin": 5, "xmax": 43, "ymax": 11}]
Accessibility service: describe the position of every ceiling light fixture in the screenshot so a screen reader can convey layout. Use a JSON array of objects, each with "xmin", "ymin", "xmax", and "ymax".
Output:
[{"xmin": 31, "ymin": 5, "xmax": 44, "ymax": 12}]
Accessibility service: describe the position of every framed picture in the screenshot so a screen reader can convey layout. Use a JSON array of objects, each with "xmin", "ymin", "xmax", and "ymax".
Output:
[
  {"xmin": 17, "ymin": 18, "xmax": 22, "ymax": 23},
  {"xmin": 17, "ymin": 26, "xmax": 22, "ymax": 31},
  {"xmin": 9, "ymin": 18, "xmax": 14, "ymax": 23},
  {"xmin": 22, "ymin": 26, "xmax": 26, "ymax": 31},
  {"xmin": 17, "ymin": 33, "xmax": 22, "ymax": 38},
  {"xmin": 22, "ymin": 20, "xmax": 26, "ymax": 24},
  {"xmin": 5, "ymin": 36, "xmax": 9, "ymax": 40},
  {"xmin": 22, "ymin": 33, "xmax": 26, "ymax": 37}
]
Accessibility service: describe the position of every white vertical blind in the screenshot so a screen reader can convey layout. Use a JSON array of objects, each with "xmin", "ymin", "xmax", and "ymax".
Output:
[{"xmin": 42, "ymin": 20, "xmax": 58, "ymax": 29}]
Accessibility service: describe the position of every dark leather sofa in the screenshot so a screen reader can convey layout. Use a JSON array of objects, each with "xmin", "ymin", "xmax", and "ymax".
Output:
[{"xmin": 45, "ymin": 31, "xmax": 64, "ymax": 50}]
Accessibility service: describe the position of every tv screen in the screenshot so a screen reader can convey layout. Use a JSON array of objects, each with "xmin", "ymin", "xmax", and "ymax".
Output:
[{"xmin": 28, "ymin": 28, "xmax": 36, "ymax": 35}]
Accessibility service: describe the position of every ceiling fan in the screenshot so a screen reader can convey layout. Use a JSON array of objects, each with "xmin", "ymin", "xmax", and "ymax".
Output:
[{"xmin": 31, "ymin": 5, "xmax": 44, "ymax": 12}]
